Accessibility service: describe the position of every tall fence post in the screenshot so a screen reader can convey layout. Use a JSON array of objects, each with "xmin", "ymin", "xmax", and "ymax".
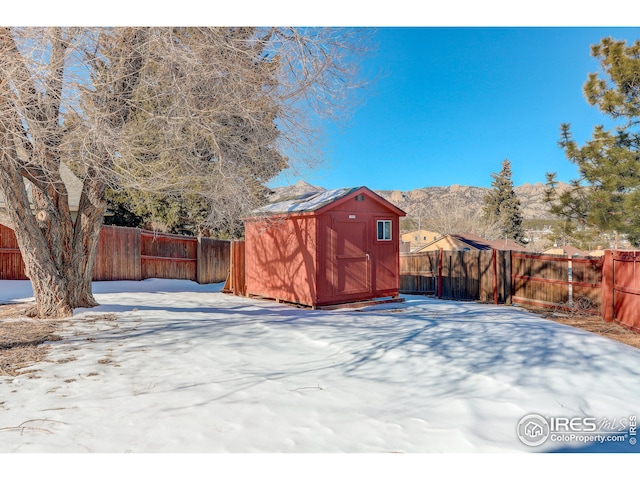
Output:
[
  {"xmin": 437, "ymin": 248, "xmax": 443, "ymax": 299},
  {"xmin": 196, "ymin": 236, "xmax": 203, "ymax": 284},
  {"xmin": 504, "ymin": 250, "xmax": 512, "ymax": 305},
  {"xmin": 568, "ymin": 256, "xmax": 573, "ymax": 306},
  {"xmin": 492, "ymin": 249, "xmax": 498, "ymax": 304},
  {"xmin": 601, "ymin": 249, "xmax": 614, "ymax": 322}
]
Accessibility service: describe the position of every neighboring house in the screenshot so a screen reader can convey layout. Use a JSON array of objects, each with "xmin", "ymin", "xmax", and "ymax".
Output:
[
  {"xmin": 0, "ymin": 163, "xmax": 83, "ymax": 226},
  {"xmin": 543, "ymin": 245, "xmax": 589, "ymax": 257},
  {"xmin": 415, "ymin": 233, "xmax": 524, "ymax": 252},
  {"xmin": 401, "ymin": 229, "xmax": 442, "ymax": 252},
  {"xmin": 243, "ymin": 186, "xmax": 406, "ymax": 308}
]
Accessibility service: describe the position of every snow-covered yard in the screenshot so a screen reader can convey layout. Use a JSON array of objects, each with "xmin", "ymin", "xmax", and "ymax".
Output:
[{"xmin": 1, "ymin": 279, "xmax": 639, "ymax": 461}]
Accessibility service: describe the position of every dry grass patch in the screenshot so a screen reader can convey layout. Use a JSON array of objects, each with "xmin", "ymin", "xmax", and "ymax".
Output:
[
  {"xmin": 554, "ymin": 316, "xmax": 640, "ymax": 349},
  {"xmin": 0, "ymin": 304, "xmax": 62, "ymax": 377},
  {"xmin": 536, "ymin": 310, "xmax": 640, "ymax": 350},
  {"xmin": 1, "ymin": 306, "xmax": 121, "ymax": 377}
]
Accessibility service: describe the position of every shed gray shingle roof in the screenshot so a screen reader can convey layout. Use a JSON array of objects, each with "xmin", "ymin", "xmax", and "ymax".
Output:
[{"xmin": 252, "ymin": 187, "xmax": 361, "ymax": 215}]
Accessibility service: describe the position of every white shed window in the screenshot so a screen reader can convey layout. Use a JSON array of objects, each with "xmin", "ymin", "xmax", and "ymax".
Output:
[{"xmin": 377, "ymin": 220, "xmax": 392, "ymax": 241}]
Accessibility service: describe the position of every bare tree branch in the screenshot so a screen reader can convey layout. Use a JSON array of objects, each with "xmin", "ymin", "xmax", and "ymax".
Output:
[{"xmin": 0, "ymin": 26, "xmax": 371, "ymax": 317}]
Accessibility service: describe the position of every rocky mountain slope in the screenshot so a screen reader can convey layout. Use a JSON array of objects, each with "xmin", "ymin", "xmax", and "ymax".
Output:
[{"xmin": 270, "ymin": 180, "xmax": 566, "ymax": 221}]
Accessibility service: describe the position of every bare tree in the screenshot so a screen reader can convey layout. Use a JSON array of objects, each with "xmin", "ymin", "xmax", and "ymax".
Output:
[
  {"xmin": 0, "ymin": 27, "xmax": 370, "ymax": 318},
  {"xmin": 419, "ymin": 197, "xmax": 504, "ymax": 240}
]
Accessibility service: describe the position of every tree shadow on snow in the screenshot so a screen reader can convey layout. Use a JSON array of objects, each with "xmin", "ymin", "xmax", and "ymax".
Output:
[{"xmin": 66, "ymin": 291, "xmax": 640, "ymax": 452}]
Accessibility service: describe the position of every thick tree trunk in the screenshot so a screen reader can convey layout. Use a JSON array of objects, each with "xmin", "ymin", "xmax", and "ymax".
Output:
[
  {"xmin": 0, "ymin": 173, "xmax": 103, "ymax": 317},
  {"xmin": 22, "ymin": 249, "xmax": 74, "ymax": 318},
  {"xmin": 5, "ymin": 180, "xmax": 106, "ymax": 317},
  {"xmin": 68, "ymin": 175, "xmax": 108, "ymax": 308},
  {"xmin": 0, "ymin": 145, "xmax": 75, "ymax": 318},
  {"xmin": 0, "ymin": 189, "xmax": 103, "ymax": 318}
]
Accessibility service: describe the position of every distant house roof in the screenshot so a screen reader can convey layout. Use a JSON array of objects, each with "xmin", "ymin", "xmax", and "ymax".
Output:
[
  {"xmin": 416, "ymin": 233, "xmax": 524, "ymax": 252},
  {"xmin": 401, "ymin": 229, "xmax": 443, "ymax": 240},
  {"xmin": 249, "ymin": 186, "xmax": 406, "ymax": 217},
  {"xmin": 457, "ymin": 233, "xmax": 523, "ymax": 251},
  {"xmin": 543, "ymin": 245, "xmax": 589, "ymax": 257}
]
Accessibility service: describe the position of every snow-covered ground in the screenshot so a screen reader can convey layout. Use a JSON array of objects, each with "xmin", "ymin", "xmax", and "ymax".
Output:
[{"xmin": 1, "ymin": 279, "xmax": 639, "ymax": 472}]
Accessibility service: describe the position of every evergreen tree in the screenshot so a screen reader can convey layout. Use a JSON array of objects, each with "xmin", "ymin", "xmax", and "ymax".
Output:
[
  {"xmin": 545, "ymin": 37, "xmax": 640, "ymax": 246},
  {"xmin": 483, "ymin": 159, "xmax": 526, "ymax": 244}
]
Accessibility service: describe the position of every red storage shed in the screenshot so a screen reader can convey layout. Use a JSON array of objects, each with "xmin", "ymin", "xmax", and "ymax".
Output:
[{"xmin": 244, "ymin": 186, "xmax": 406, "ymax": 307}]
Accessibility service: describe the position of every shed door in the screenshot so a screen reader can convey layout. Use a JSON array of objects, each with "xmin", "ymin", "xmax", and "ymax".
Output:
[{"xmin": 333, "ymin": 219, "xmax": 370, "ymax": 296}]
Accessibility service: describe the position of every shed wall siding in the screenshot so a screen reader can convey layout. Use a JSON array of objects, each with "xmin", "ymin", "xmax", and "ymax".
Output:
[
  {"xmin": 245, "ymin": 216, "xmax": 318, "ymax": 305},
  {"xmin": 372, "ymin": 214, "xmax": 401, "ymax": 294},
  {"xmin": 317, "ymin": 214, "xmax": 335, "ymax": 302}
]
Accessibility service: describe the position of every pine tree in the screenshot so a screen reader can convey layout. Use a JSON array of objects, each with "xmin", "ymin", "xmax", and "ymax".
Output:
[
  {"xmin": 483, "ymin": 159, "xmax": 526, "ymax": 244},
  {"xmin": 545, "ymin": 37, "xmax": 640, "ymax": 246}
]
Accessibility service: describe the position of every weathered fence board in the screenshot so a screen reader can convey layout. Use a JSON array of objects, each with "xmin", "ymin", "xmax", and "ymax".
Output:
[
  {"xmin": 494, "ymin": 249, "xmax": 512, "ymax": 304},
  {"xmin": 223, "ymin": 240, "xmax": 246, "ymax": 296},
  {"xmin": 0, "ymin": 224, "xmax": 27, "ymax": 280},
  {"xmin": 197, "ymin": 237, "xmax": 230, "ymax": 284},
  {"xmin": 512, "ymin": 253, "xmax": 569, "ymax": 308},
  {"xmin": 440, "ymin": 250, "xmax": 482, "ymax": 301},
  {"xmin": 141, "ymin": 231, "xmax": 198, "ymax": 281},
  {"xmin": 399, "ymin": 251, "xmax": 438, "ymax": 295},
  {"xmin": 94, "ymin": 225, "xmax": 142, "ymax": 281}
]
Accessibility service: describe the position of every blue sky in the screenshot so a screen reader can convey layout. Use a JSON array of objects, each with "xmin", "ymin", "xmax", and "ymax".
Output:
[
  {"xmin": 9, "ymin": 3, "xmax": 640, "ymax": 192},
  {"xmin": 272, "ymin": 26, "xmax": 640, "ymax": 191}
]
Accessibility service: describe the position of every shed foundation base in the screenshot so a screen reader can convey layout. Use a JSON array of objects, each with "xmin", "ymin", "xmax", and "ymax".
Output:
[
  {"xmin": 243, "ymin": 293, "xmax": 406, "ymax": 310},
  {"xmin": 315, "ymin": 297, "xmax": 406, "ymax": 310}
]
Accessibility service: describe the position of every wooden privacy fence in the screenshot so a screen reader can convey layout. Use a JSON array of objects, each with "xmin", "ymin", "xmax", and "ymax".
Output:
[
  {"xmin": 398, "ymin": 248, "xmax": 640, "ymax": 330},
  {"xmin": 93, "ymin": 226, "xmax": 231, "ymax": 283},
  {"xmin": 511, "ymin": 252, "xmax": 602, "ymax": 313},
  {"xmin": 602, "ymin": 250, "xmax": 640, "ymax": 331},
  {"xmin": 400, "ymin": 249, "xmax": 511, "ymax": 304},
  {"xmin": 401, "ymin": 249, "xmax": 602, "ymax": 310},
  {"xmin": 1, "ymin": 224, "xmax": 230, "ymax": 284}
]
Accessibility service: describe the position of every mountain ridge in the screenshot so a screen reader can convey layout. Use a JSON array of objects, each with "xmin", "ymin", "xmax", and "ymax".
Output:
[{"xmin": 269, "ymin": 180, "xmax": 565, "ymax": 221}]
